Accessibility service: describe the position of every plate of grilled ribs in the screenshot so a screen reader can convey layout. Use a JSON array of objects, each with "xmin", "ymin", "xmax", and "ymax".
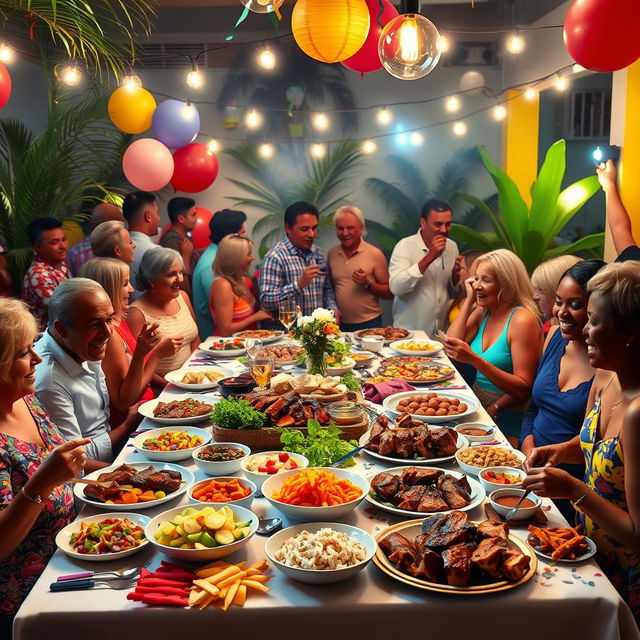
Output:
[
  {"xmin": 74, "ymin": 462, "xmax": 194, "ymax": 511},
  {"xmin": 374, "ymin": 510, "xmax": 537, "ymax": 594},
  {"xmin": 360, "ymin": 414, "xmax": 469, "ymax": 465},
  {"xmin": 366, "ymin": 466, "xmax": 486, "ymax": 518}
]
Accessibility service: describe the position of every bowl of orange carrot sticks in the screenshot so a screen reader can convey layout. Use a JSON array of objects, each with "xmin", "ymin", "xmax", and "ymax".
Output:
[
  {"xmin": 262, "ymin": 467, "xmax": 369, "ymax": 522},
  {"xmin": 187, "ymin": 477, "xmax": 257, "ymax": 510},
  {"xmin": 527, "ymin": 525, "xmax": 597, "ymax": 563}
]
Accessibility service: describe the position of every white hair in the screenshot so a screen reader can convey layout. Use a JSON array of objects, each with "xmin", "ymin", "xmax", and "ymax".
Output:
[
  {"xmin": 136, "ymin": 247, "xmax": 183, "ymax": 291},
  {"xmin": 91, "ymin": 220, "xmax": 126, "ymax": 258},
  {"xmin": 333, "ymin": 205, "xmax": 365, "ymax": 228},
  {"xmin": 47, "ymin": 278, "xmax": 107, "ymax": 329}
]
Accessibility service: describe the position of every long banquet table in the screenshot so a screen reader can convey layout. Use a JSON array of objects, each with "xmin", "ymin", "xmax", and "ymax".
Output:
[{"xmin": 14, "ymin": 332, "xmax": 640, "ymax": 640}]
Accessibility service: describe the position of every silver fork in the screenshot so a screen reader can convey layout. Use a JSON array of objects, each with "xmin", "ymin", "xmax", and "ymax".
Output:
[
  {"xmin": 504, "ymin": 490, "xmax": 534, "ymax": 521},
  {"xmin": 50, "ymin": 579, "xmax": 136, "ymax": 591},
  {"xmin": 57, "ymin": 561, "xmax": 150, "ymax": 582}
]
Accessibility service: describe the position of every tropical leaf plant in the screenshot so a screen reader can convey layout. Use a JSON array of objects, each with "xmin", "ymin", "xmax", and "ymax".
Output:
[
  {"xmin": 0, "ymin": 93, "xmax": 131, "ymax": 287},
  {"xmin": 450, "ymin": 139, "xmax": 603, "ymax": 273},
  {"xmin": 0, "ymin": 0, "xmax": 155, "ymax": 79},
  {"xmin": 224, "ymin": 140, "xmax": 364, "ymax": 255},
  {"xmin": 363, "ymin": 147, "xmax": 489, "ymax": 256}
]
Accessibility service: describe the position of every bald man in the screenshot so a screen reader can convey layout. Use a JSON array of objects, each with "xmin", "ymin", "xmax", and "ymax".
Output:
[{"xmin": 67, "ymin": 202, "xmax": 124, "ymax": 276}]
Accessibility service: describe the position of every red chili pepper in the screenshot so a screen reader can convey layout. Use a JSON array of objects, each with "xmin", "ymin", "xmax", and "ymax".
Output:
[
  {"xmin": 155, "ymin": 567, "xmax": 195, "ymax": 581},
  {"xmin": 137, "ymin": 577, "xmax": 191, "ymax": 588},
  {"xmin": 141, "ymin": 593, "xmax": 188, "ymax": 607},
  {"xmin": 127, "ymin": 592, "xmax": 144, "ymax": 601},
  {"xmin": 139, "ymin": 568, "xmax": 152, "ymax": 579},
  {"xmin": 135, "ymin": 586, "xmax": 190, "ymax": 597}
]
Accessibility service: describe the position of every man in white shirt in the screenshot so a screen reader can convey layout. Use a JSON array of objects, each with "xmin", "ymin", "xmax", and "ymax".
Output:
[
  {"xmin": 389, "ymin": 199, "xmax": 462, "ymax": 336},
  {"xmin": 35, "ymin": 278, "xmax": 142, "ymax": 472},
  {"xmin": 123, "ymin": 191, "xmax": 160, "ymax": 299}
]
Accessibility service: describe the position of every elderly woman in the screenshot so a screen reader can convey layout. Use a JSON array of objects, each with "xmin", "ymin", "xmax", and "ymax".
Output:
[
  {"xmin": 209, "ymin": 234, "xmax": 272, "ymax": 336},
  {"xmin": 444, "ymin": 249, "xmax": 543, "ymax": 443},
  {"xmin": 531, "ymin": 255, "xmax": 582, "ymax": 335},
  {"xmin": 80, "ymin": 258, "xmax": 181, "ymax": 423},
  {"xmin": 127, "ymin": 247, "xmax": 199, "ymax": 377},
  {"xmin": 0, "ymin": 299, "xmax": 89, "ymax": 636},
  {"xmin": 90, "ymin": 220, "xmax": 136, "ymax": 264},
  {"xmin": 524, "ymin": 261, "xmax": 640, "ymax": 624}
]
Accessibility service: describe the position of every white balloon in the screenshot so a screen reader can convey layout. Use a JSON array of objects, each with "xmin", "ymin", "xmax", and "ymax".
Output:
[{"xmin": 459, "ymin": 70, "xmax": 485, "ymax": 96}]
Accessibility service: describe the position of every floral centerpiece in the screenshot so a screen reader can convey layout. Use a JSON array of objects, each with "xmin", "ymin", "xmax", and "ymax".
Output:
[{"xmin": 293, "ymin": 308, "xmax": 350, "ymax": 376}]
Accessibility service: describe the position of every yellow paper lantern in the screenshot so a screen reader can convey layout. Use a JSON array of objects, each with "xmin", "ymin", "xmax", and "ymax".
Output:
[
  {"xmin": 62, "ymin": 220, "xmax": 84, "ymax": 247},
  {"xmin": 108, "ymin": 85, "xmax": 156, "ymax": 134},
  {"xmin": 292, "ymin": 0, "xmax": 370, "ymax": 63}
]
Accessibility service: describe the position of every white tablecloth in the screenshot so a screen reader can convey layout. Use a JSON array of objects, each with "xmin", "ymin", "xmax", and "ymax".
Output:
[{"xmin": 14, "ymin": 333, "xmax": 640, "ymax": 640}]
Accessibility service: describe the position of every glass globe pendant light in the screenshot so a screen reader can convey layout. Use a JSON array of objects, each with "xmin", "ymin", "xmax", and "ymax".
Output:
[
  {"xmin": 241, "ymin": 0, "xmax": 284, "ymax": 14},
  {"xmin": 378, "ymin": 0, "xmax": 441, "ymax": 80}
]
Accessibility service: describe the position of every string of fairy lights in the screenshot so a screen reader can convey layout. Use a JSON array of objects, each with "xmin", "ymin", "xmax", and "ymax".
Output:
[{"xmin": 0, "ymin": 20, "xmax": 586, "ymax": 160}]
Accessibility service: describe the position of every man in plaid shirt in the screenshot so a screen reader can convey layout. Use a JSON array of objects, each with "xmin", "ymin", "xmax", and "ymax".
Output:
[{"xmin": 259, "ymin": 201, "xmax": 339, "ymax": 320}]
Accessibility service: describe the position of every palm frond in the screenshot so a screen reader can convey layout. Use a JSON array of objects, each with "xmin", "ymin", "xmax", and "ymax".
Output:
[{"xmin": 383, "ymin": 155, "xmax": 429, "ymax": 207}]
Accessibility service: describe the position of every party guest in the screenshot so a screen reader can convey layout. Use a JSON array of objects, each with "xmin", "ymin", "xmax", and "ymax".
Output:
[
  {"xmin": 524, "ymin": 261, "xmax": 640, "ymax": 625},
  {"xmin": 34, "ymin": 279, "xmax": 142, "ymax": 470},
  {"xmin": 91, "ymin": 220, "xmax": 136, "ymax": 265},
  {"xmin": 128, "ymin": 248, "xmax": 199, "ymax": 378},
  {"xmin": 66, "ymin": 202, "xmax": 123, "ymax": 276},
  {"xmin": 21, "ymin": 217, "xmax": 70, "ymax": 328},
  {"xmin": 0, "ymin": 299, "xmax": 89, "ymax": 638},
  {"xmin": 160, "ymin": 197, "xmax": 197, "ymax": 296},
  {"xmin": 0, "ymin": 244, "xmax": 12, "ymax": 297},
  {"xmin": 327, "ymin": 206, "xmax": 392, "ymax": 332},
  {"xmin": 531, "ymin": 255, "xmax": 581, "ymax": 335},
  {"xmin": 123, "ymin": 191, "xmax": 160, "ymax": 299},
  {"xmin": 192, "ymin": 209, "xmax": 247, "ymax": 339},
  {"xmin": 447, "ymin": 250, "xmax": 485, "ymax": 326}
]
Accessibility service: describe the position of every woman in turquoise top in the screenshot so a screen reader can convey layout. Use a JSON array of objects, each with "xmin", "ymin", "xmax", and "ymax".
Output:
[
  {"xmin": 524, "ymin": 261, "xmax": 640, "ymax": 624},
  {"xmin": 444, "ymin": 249, "xmax": 542, "ymax": 442}
]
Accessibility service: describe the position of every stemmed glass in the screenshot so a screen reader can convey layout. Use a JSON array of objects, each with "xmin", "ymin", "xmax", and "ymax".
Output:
[
  {"xmin": 278, "ymin": 298, "xmax": 298, "ymax": 335},
  {"xmin": 245, "ymin": 338, "xmax": 264, "ymax": 359},
  {"xmin": 248, "ymin": 356, "xmax": 274, "ymax": 390}
]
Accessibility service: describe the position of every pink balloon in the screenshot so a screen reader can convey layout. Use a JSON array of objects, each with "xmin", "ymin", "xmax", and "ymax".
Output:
[
  {"xmin": 0, "ymin": 63, "xmax": 11, "ymax": 109},
  {"xmin": 122, "ymin": 138, "xmax": 174, "ymax": 192}
]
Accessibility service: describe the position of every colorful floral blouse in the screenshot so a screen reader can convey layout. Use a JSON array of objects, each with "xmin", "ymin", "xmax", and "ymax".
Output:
[
  {"xmin": 580, "ymin": 397, "xmax": 640, "ymax": 623},
  {"xmin": 0, "ymin": 395, "xmax": 74, "ymax": 616}
]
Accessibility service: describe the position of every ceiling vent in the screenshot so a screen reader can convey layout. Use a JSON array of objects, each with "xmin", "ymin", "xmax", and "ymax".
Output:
[
  {"xmin": 448, "ymin": 41, "xmax": 498, "ymax": 66},
  {"xmin": 137, "ymin": 43, "xmax": 208, "ymax": 68}
]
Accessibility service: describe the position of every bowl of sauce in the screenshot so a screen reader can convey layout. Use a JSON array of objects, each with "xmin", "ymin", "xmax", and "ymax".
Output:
[
  {"xmin": 454, "ymin": 422, "xmax": 496, "ymax": 443},
  {"xmin": 478, "ymin": 466, "xmax": 525, "ymax": 492},
  {"xmin": 218, "ymin": 375, "xmax": 257, "ymax": 398},
  {"xmin": 326, "ymin": 401, "xmax": 365, "ymax": 425},
  {"xmin": 488, "ymin": 488, "xmax": 542, "ymax": 520}
]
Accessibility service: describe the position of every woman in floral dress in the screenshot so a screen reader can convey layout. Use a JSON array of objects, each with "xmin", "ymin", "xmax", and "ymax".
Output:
[
  {"xmin": 0, "ymin": 299, "xmax": 89, "ymax": 637},
  {"xmin": 523, "ymin": 262, "xmax": 640, "ymax": 624}
]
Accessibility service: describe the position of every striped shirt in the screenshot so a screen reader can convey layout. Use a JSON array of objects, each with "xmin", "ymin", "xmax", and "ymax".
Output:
[{"xmin": 258, "ymin": 236, "xmax": 337, "ymax": 316}]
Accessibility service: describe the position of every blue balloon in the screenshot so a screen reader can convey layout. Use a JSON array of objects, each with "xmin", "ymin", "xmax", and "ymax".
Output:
[{"xmin": 152, "ymin": 99, "xmax": 200, "ymax": 149}]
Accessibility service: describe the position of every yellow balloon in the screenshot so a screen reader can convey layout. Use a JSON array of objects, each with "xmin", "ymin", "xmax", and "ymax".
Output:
[
  {"xmin": 62, "ymin": 220, "xmax": 84, "ymax": 247},
  {"xmin": 292, "ymin": 0, "xmax": 370, "ymax": 63},
  {"xmin": 108, "ymin": 85, "xmax": 156, "ymax": 134}
]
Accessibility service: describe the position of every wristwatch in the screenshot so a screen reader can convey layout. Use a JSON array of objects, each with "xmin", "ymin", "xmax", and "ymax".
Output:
[{"xmin": 21, "ymin": 487, "xmax": 46, "ymax": 504}]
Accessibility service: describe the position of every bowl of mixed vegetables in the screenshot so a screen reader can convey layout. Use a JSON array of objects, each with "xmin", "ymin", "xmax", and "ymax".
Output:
[
  {"xmin": 192, "ymin": 442, "xmax": 251, "ymax": 476},
  {"xmin": 133, "ymin": 427, "xmax": 212, "ymax": 462},
  {"xmin": 198, "ymin": 337, "xmax": 247, "ymax": 357},
  {"xmin": 55, "ymin": 513, "xmax": 150, "ymax": 561}
]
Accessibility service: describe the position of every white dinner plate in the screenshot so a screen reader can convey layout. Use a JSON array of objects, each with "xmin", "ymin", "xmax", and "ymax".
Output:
[
  {"xmin": 138, "ymin": 394, "xmax": 217, "ymax": 424},
  {"xmin": 55, "ymin": 512, "xmax": 151, "ymax": 561},
  {"xmin": 73, "ymin": 462, "xmax": 194, "ymax": 511},
  {"xmin": 354, "ymin": 329, "xmax": 413, "ymax": 345},
  {"xmin": 365, "ymin": 466, "xmax": 486, "ymax": 518},
  {"xmin": 132, "ymin": 426, "xmax": 212, "ymax": 462},
  {"xmin": 359, "ymin": 431, "xmax": 469, "ymax": 466},
  {"xmin": 198, "ymin": 338, "xmax": 247, "ymax": 357},
  {"xmin": 383, "ymin": 390, "xmax": 480, "ymax": 424},
  {"xmin": 389, "ymin": 339, "xmax": 444, "ymax": 356},
  {"xmin": 164, "ymin": 366, "xmax": 229, "ymax": 390},
  {"xmin": 232, "ymin": 330, "xmax": 284, "ymax": 344},
  {"xmin": 531, "ymin": 536, "xmax": 597, "ymax": 564}
]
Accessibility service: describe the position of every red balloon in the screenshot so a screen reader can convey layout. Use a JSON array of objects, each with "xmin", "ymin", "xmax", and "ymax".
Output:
[
  {"xmin": 342, "ymin": 0, "xmax": 398, "ymax": 74},
  {"xmin": 0, "ymin": 63, "xmax": 11, "ymax": 109},
  {"xmin": 170, "ymin": 143, "xmax": 219, "ymax": 193},
  {"xmin": 564, "ymin": 0, "xmax": 640, "ymax": 72},
  {"xmin": 191, "ymin": 206, "xmax": 214, "ymax": 250}
]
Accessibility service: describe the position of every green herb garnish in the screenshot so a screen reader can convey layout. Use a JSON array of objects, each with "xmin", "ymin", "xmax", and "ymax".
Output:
[
  {"xmin": 211, "ymin": 398, "xmax": 266, "ymax": 430},
  {"xmin": 340, "ymin": 370, "xmax": 362, "ymax": 392}
]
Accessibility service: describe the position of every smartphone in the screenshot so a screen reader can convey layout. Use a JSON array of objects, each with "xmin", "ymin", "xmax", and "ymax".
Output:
[
  {"xmin": 436, "ymin": 329, "xmax": 449, "ymax": 343},
  {"xmin": 317, "ymin": 266, "xmax": 327, "ymax": 274},
  {"xmin": 593, "ymin": 144, "xmax": 620, "ymax": 166}
]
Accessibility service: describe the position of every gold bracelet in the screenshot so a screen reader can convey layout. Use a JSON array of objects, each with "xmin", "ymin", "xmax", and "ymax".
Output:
[
  {"xmin": 21, "ymin": 486, "xmax": 45, "ymax": 504},
  {"xmin": 571, "ymin": 493, "xmax": 587, "ymax": 512}
]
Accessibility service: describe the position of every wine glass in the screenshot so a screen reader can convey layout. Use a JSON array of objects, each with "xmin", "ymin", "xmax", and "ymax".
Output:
[
  {"xmin": 245, "ymin": 338, "xmax": 264, "ymax": 359},
  {"xmin": 248, "ymin": 356, "xmax": 274, "ymax": 390},
  {"xmin": 278, "ymin": 298, "xmax": 298, "ymax": 334}
]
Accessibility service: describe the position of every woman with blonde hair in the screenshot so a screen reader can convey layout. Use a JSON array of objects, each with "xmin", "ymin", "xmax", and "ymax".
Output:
[
  {"xmin": 80, "ymin": 258, "xmax": 180, "ymax": 424},
  {"xmin": 531, "ymin": 255, "xmax": 582, "ymax": 334},
  {"xmin": 444, "ymin": 249, "xmax": 543, "ymax": 442},
  {"xmin": 209, "ymin": 234, "xmax": 272, "ymax": 336},
  {"xmin": 0, "ymin": 299, "xmax": 89, "ymax": 636}
]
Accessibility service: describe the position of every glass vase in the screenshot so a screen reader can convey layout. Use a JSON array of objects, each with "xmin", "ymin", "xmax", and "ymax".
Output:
[{"xmin": 304, "ymin": 342, "xmax": 327, "ymax": 376}]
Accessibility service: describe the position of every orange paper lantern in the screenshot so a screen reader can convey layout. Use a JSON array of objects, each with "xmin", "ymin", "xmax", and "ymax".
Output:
[{"xmin": 292, "ymin": 0, "xmax": 370, "ymax": 63}]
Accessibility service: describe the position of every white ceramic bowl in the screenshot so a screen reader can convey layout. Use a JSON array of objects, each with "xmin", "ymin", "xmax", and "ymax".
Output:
[
  {"xmin": 198, "ymin": 338, "xmax": 246, "ymax": 357},
  {"xmin": 145, "ymin": 504, "xmax": 258, "ymax": 561},
  {"xmin": 360, "ymin": 336, "xmax": 385, "ymax": 352},
  {"xmin": 55, "ymin": 512, "xmax": 150, "ymax": 562},
  {"xmin": 455, "ymin": 446, "xmax": 526, "ymax": 477},
  {"xmin": 137, "ymin": 394, "xmax": 217, "ymax": 425},
  {"xmin": 389, "ymin": 339, "xmax": 443, "ymax": 356},
  {"xmin": 350, "ymin": 351, "xmax": 376, "ymax": 369},
  {"xmin": 383, "ymin": 390, "xmax": 480, "ymax": 424},
  {"xmin": 192, "ymin": 442, "xmax": 251, "ymax": 476},
  {"xmin": 187, "ymin": 476, "xmax": 257, "ymax": 510},
  {"xmin": 264, "ymin": 522, "xmax": 376, "ymax": 585},
  {"xmin": 454, "ymin": 422, "xmax": 497, "ymax": 443},
  {"xmin": 132, "ymin": 426, "xmax": 212, "ymax": 462},
  {"xmin": 478, "ymin": 466, "xmax": 526, "ymax": 493},
  {"xmin": 240, "ymin": 451, "xmax": 309, "ymax": 490},
  {"xmin": 262, "ymin": 467, "xmax": 369, "ymax": 522},
  {"xmin": 164, "ymin": 367, "xmax": 229, "ymax": 391},
  {"xmin": 488, "ymin": 488, "xmax": 542, "ymax": 521},
  {"xmin": 325, "ymin": 357, "xmax": 356, "ymax": 376}
]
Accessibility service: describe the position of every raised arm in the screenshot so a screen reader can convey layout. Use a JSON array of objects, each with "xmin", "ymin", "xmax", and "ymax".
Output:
[{"xmin": 597, "ymin": 160, "xmax": 636, "ymax": 253}]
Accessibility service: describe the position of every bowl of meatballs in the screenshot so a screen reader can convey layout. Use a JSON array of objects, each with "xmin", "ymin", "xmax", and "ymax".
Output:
[{"xmin": 382, "ymin": 391, "xmax": 480, "ymax": 424}]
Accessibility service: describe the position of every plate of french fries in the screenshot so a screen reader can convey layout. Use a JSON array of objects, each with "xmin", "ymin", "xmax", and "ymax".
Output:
[
  {"xmin": 188, "ymin": 559, "xmax": 271, "ymax": 611},
  {"xmin": 527, "ymin": 525, "xmax": 597, "ymax": 563}
]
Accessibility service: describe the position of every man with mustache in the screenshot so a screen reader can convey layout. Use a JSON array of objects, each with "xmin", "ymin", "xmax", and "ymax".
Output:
[
  {"xmin": 389, "ymin": 199, "xmax": 463, "ymax": 336},
  {"xmin": 34, "ymin": 279, "xmax": 142, "ymax": 471}
]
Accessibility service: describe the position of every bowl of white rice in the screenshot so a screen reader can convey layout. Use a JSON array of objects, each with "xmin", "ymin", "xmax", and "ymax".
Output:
[{"xmin": 264, "ymin": 522, "xmax": 376, "ymax": 585}]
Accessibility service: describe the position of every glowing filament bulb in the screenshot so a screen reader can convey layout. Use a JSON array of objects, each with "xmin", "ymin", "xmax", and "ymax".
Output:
[
  {"xmin": 410, "ymin": 132, "xmax": 424, "ymax": 146},
  {"xmin": 437, "ymin": 35, "xmax": 450, "ymax": 53},
  {"xmin": 312, "ymin": 113, "xmax": 329, "ymax": 131},
  {"xmin": 121, "ymin": 74, "xmax": 142, "ymax": 89},
  {"xmin": 524, "ymin": 87, "xmax": 537, "ymax": 101},
  {"xmin": 492, "ymin": 105, "xmax": 507, "ymax": 121},
  {"xmin": 445, "ymin": 96, "xmax": 461, "ymax": 113},
  {"xmin": 555, "ymin": 76, "xmax": 570, "ymax": 92},
  {"xmin": 0, "ymin": 44, "xmax": 15, "ymax": 64},
  {"xmin": 376, "ymin": 108, "xmax": 393, "ymax": 125},
  {"xmin": 506, "ymin": 32, "xmax": 525, "ymax": 54},
  {"xmin": 258, "ymin": 143, "xmax": 275, "ymax": 158},
  {"xmin": 361, "ymin": 140, "xmax": 377, "ymax": 154},
  {"xmin": 186, "ymin": 68, "xmax": 203, "ymax": 89},
  {"xmin": 258, "ymin": 46, "xmax": 276, "ymax": 70},
  {"xmin": 245, "ymin": 109, "xmax": 263, "ymax": 129},
  {"xmin": 60, "ymin": 64, "xmax": 81, "ymax": 86},
  {"xmin": 398, "ymin": 17, "xmax": 420, "ymax": 63},
  {"xmin": 207, "ymin": 139, "xmax": 221, "ymax": 153},
  {"xmin": 310, "ymin": 143, "xmax": 326, "ymax": 159},
  {"xmin": 453, "ymin": 121, "xmax": 467, "ymax": 136}
]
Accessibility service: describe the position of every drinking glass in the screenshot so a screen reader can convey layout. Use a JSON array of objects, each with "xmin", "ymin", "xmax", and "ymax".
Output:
[
  {"xmin": 278, "ymin": 298, "xmax": 298, "ymax": 333},
  {"xmin": 245, "ymin": 338, "xmax": 264, "ymax": 359},
  {"xmin": 248, "ymin": 357, "xmax": 274, "ymax": 389}
]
